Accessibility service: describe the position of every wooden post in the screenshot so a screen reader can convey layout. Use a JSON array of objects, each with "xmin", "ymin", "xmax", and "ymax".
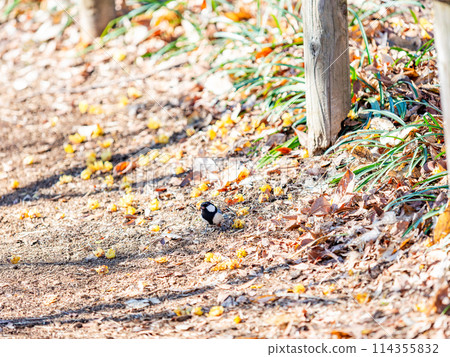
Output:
[
  {"xmin": 78, "ymin": 0, "xmax": 116, "ymax": 42},
  {"xmin": 303, "ymin": 0, "xmax": 351, "ymax": 155},
  {"xmin": 434, "ymin": 1, "xmax": 450, "ymax": 175}
]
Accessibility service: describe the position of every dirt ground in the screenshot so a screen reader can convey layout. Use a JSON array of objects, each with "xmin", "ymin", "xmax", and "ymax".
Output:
[{"xmin": 1, "ymin": 2, "xmax": 449, "ymax": 339}]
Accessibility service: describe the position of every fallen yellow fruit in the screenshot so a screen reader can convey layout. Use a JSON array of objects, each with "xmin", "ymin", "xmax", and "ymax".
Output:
[
  {"xmin": 232, "ymin": 219, "xmax": 244, "ymax": 229},
  {"xmin": 204, "ymin": 252, "xmax": 222, "ymax": 263},
  {"xmin": 192, "ymin": 307, "xmax": 203, "ymax": 316},
  {"xmin": 88, "ymin": 199, "xmax": 100, "ymax": 210},
  {"xmin": 236, "ymin": 248, "xmax": 247, "ymax": 258},
  {"xmin": 127, "ymin": 87, "xmax": 142, "ymax": 99},
  {"xmin": 190, "ymin": 188, "xmax": 202, "ymax": 198},
  {"xmin": 156, "ymin": 134, "xmax": 169, "ymax": 144},
  {"xmin": 236, "ymin": 207, "xmax": 249, "ymax": 216},
  {"xmin": 147, "ymin": 117, "xmax": 161, "ymax": 130},
  {"xmin": 153, "ymin": 256, "xmax": 168, "ymax": 263},
  {"xmin": 18, "ymin": 209, "xmax": 29, "ymax": 220},
  {"xmin": 10, "ymin": 255, "xmax": 21, "ymax": 264},
  {"xmin": 125, "ymin": 206, "xmax": 136, "ymax": 215},
  {"xmin": 10, "ymin": 179, "xmax": 19, "ymax": 189},
  {"xmin": 28, "ymin": 208, "xmax": 41, "ymax": 218},
  {"xmin": 274, "ymin": 187, "xmax": 283, "ymax": 196},
  {"xmin": 175, "ymin": 166, "xmax": 185, "ymax": 175},
  {"xmin": 58, "ymin": 175, "xmax": 73, "ymax": 185},
  {"xmin": 149, "ymin": 198, "xmax": 160, "ymax": 211},
  {"xmin": 208, "ymin": 128, "xmax": 217, "ymax": 140},
  {"xmin": 258, "ymin": 193, "xmax": 269, "ymax": 203},
  {"xmin": 106, "ymin": 248, "xmax": 116, "ymax": 259},
  {"xmin": 64, "ymin": 144, "xmax": 75, "ymax": 154},
  {"xmin": 81, "ymin": 168, "xmax": 92, "ymax": 180},
  {"xmin": 208, "ymin": 306, "xmax": 224, "ymax": 317},
  {"xmin": 78, "ymin": 100, "xmax": 89, "ymax": 114},
  {"xmin": 94, "ymin": 248, "xmax": 105, "ymax": 258},
  {"xmin": 69, "ymin": 133, "xmax": 86, "ymax": 144},
  {"xmin": 23, "ymin": 155, "xmax": 34, "ymax": 165},
  {"xmin": 293, "ymin": 284, "xmax": 306, "ymax": 294},
  {"xmin": 149, "ymin": 225, "xmax": 160, "ymax": 232},
  {"xmin": 234, "ymin": 193, "xmax": 244, "ymax": 202},
  {"xmin": 101, "ymin": 150, "xmax": 112, "ymax": 162},
  {"xmin": 95, "ymin": 265, "xmax": 109, "ymax": 275}
]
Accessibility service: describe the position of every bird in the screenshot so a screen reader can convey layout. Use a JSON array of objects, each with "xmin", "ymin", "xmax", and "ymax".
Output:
[{"xmin": 200, "ymin": 201, "xmax": 224, "ymax": 226}]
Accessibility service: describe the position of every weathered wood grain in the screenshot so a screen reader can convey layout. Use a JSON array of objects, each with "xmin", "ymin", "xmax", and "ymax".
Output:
[
  {"xmin": 303, "ymin": 0, "xmax": 351, "ymax": 155},
  {"xmin": 434, "ymin": 1, "xmax": 450, "ymax": 181},
  {"xmin": 78, "ymin": 0, "xmax": 116, "ymax": 42}
]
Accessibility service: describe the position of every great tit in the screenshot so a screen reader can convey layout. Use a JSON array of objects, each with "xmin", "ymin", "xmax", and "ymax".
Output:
[{"xmin": 200, "ymin": 201, "xmax": 224, "ymax": 226}]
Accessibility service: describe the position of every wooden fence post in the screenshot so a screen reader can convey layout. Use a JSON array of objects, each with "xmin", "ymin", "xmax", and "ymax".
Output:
[
  {"xmin": 434, "ymin": 1, "xmax": 450, "ymax": 176},
  {"xmin": 78, "ymin": 0, "xmax": 116, "ymax": 42},
  {"xmin": 303, "ymin": 0, "xmax": 350, "ymax": 155}
]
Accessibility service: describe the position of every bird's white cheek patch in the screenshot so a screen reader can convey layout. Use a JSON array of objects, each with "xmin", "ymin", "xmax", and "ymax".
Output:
[{"xmin": 206, "ymin": 205, "xmax": 216, "ymax": 213}]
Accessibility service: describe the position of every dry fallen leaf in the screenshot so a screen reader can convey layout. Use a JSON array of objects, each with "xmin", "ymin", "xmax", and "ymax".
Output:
[{"xmin": 433, "ymin": 205, "xmax": 450, "ymax": 244}]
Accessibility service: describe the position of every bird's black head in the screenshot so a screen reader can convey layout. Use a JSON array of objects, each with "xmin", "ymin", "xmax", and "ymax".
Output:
[{"xmin": 200, "ymin": 201, "xmax": 215, "ymax": 212}]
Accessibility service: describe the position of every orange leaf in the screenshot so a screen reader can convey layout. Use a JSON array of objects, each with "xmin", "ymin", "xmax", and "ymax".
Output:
[
  {"xmin": 225, "ymin": 198, "xmax": 239, "ymax": 206},
  {"xmin": 113, "ymin": 161, "xmax": 137, "ymax": 175},
  {"xmin": 275, "ymin": 147, "xmax": 292, "ymax": 155},
  {"xmin": 255, "ymin": 47, "xmax": 273, "ymax": 59}
]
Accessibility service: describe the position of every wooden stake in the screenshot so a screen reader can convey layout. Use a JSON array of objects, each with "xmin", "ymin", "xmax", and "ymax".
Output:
[
  {"xmin": 434, "ymin": 1, "xmax": 450, "ymax": 179},
  {"xmin": 303, "ymin": 0, "xmax": 351, "ymax": 155},
  {"xmin": 78, "ymin": 0, "xmax": 116, "ymax": 42}
]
